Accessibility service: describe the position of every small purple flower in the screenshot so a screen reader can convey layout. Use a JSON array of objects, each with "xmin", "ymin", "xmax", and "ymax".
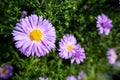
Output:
[
  {"xmin": 107, "ymin": 49, "xmax": 118, "ymax": 64},
  {"xmin": 21, "ymin": 10, "xmax": 27, "ymax": 18},
  {"xmin": 58, "ymin": 34, "xmax": 77, "ymax": 59},
  {"xmin": 12, "ymin": 14, "xmax": 56, "ymax": 57},
  {"xmin": 95, "ymin": 14, "xmax": 113, "ymax": 35},
  {"xmin": 66, "ymin": 76, "xmax": 76, "ymax": 80},
  {"xmin": 39, "ymin": 77, "xmax": 48, "ymax": 80},
  {"xmin": 0, "ymin": 64, "xmax": 13, "ymax": 79},
  {"xmin": 78, "ymin": 71, "xmax": 84, "ymax": 80},
  {"xmin": 71, "ymin": 44, "xmax": 86, "ymax": 64}
]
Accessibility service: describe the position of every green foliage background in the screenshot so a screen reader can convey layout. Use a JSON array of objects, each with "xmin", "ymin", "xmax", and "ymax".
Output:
[{"xmin": 0, "ymin": 0, "xmax": 120, "ymax": 80}]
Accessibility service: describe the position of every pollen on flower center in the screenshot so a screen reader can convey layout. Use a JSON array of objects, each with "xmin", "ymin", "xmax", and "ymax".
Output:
[
  {"xmin": 30, "ymin": 29, "xmax": 43, "ymax": 41},
  {"xmin": 111, "ymin": 54, "xmax": 115, "ymax": 59},
  {"xmin": 2, "ymin": 68, "xmax": 8, "ymax": 74},
  {"xmin": 67, "ymin": 44, "xmax": 73, "ymax": 51}
]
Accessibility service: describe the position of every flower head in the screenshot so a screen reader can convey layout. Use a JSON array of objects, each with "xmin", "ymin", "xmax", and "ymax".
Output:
[
  {"xmin": 12, "ymin": 14, "xmax": 56, "ymax": 57},
  {"xmin": 71, "ymin": 44, "xmax": 85, "ymax": 64},
  {"xmin": 107, "ymin": 49, "xmax": 118, "ymax": 64},
  {"xmin": 39, "ymin": 77, "xmax": 48, "ymax": 80},
  {"xmin": 0, "ymin": 64, "xmax": 13, "ymax": 79},
  {"xmin": 95, "ymin": 14, "xmax": 113, "ymax": 35},
  {"xmin": 66, "ymin": 76, "xmax": 76, "ymax": 80},
  {"xmin": 21, "ymin": 10, "xmax": 27, "ymax": 18},
  {"xmin": 58, "ymin": 34, "xmax": 77, "ymax": 59},
  {"xmin": 78, "ymin": 71, "xmax": 84, "ymax": 80}
]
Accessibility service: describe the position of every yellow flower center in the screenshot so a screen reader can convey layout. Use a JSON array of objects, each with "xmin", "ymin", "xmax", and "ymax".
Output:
[
  {"xmin": 30, "ymin": 29, "xmax": 43, "ymax": 41},
  {"xmin": 67, "ymin": 44, "xmax": 73, "ymax": 51},
  {"xmin": 111, "ymin": 54, "xmax": 115, "ymax": 59},
  {"xmin": 2, "ymin": 68, "xmax": 8, "ymax": 74}
]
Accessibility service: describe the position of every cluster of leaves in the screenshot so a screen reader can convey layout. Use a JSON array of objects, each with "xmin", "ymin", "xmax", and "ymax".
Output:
[{"xmin": 0, "ymin": 0, "xmax": 120, "ymax": 80}]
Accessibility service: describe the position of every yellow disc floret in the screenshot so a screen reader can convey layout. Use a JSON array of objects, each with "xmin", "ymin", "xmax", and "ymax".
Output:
[
  {"xmin": 30, "ymin": 29, "xmax": 43, "ymax": 41},
  {"xmin": 111, "ymin": 54, "xmax": 115, "ymax": 59},
  {"xmin": 2, "ymin": 68, "xmax": 8, "ymax": 74},
  {"xmin": 67, "ymin": 44, "xmax": 73, "ymax": 51}
]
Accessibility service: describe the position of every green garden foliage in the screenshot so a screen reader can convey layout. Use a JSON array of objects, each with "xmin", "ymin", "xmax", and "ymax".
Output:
[{"xmin": 0, "ymin": 0, "xmax": 120, "ymax": 80}]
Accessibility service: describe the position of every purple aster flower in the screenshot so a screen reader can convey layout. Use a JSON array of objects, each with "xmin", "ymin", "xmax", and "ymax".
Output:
[
  {"xmin": 66, "ymin": 76, "xmax": 76, "ymax": 80},
  {"xmin": 107, "ymin": 49, "xmax": 118, "ymax": 64},
  {"xmin": 39, "ymin": 77, "xmax": 48, "ymax": 80},
  {"xmin": 58, "ymin": 34, "xmax": 77, "ymax": 59},
  {"xmin": 95, "ymin": 14, "xmax": 113, "ymax": 35},
  {"xmin": 71, "ymin": 44, "xmax": 86, "ymax": 64},
  {"xmin": 12, "ymin": 14, "xmax": 56, "ymax": 57},
  {"xmin": 78, "ymin": 71, "xmax": 84, "ymax": 80},
  {"xmin": 0, "ymin": 64, "xmax": 13, "ymax": 79},
  {"xmin": 21, "ymin": 10, "xmax": 27, "ymax": 18}
]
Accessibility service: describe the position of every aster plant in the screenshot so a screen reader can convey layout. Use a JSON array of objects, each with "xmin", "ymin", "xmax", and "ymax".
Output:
[
  {"xmin": 95, "ymin": 14, "xmax": 113, "ymax": 35},
  {"xmin": 66, "ymin": 76, "xmax": 77, "ymax": 80},
  {"xmin": 71, "ymin": 44, "xmax": 86, "ymax": 64},
  {"xmin": 39, "ymin": 77, "xmax": 48, "ymax": 80},
  {"xmin": 1, "ymin": 0, "xmax": 120, "ymax": 80},
  {"xmin": 107, "ymin": 49, "xmax": 118, "ymax": 64},
  {"xmin": 58, "ymin": 34, "xmax": 77, "ymax": 59},
  {"xmin": 0, "ymin": 64, "xmax": 13, "ymax": 79},
  {"xmin": 78, "ymin": 71, "xmax": 84, "ymax": 80},
  {"xmin": 21, "ymin": 10, "xmax": 27, "ymax": 18},
  {"xmin": 12, "ymin": 14, "xmax": 56, "ymax": 57}
]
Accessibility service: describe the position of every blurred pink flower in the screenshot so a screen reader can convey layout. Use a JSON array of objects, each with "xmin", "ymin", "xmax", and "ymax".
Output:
[{"xmin": 107, "ymin": 49, "xmax": 118, "ymax": 64}]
